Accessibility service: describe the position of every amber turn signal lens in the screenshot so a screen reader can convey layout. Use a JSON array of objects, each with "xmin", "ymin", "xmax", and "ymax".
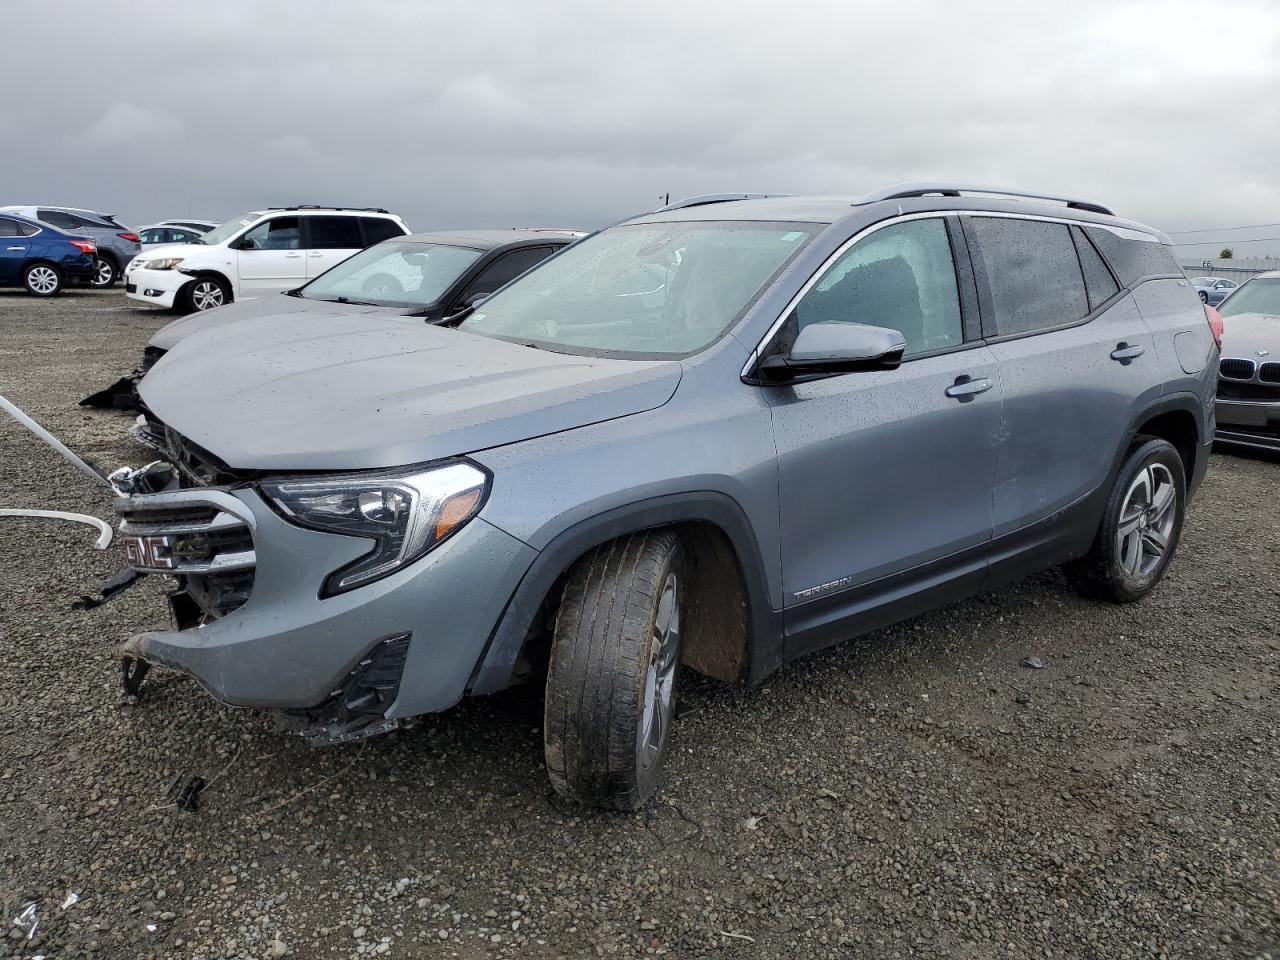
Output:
[{"xmin": 435, "ymin": 487, "xmax": 483, "ymax": 542}]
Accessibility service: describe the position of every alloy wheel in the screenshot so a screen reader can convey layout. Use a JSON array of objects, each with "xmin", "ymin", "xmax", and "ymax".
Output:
[
  {"xmin": 638, "ymin": 572, "xmax": 680, "ymax": 770},
  {"xmin": 93, "ymin": 258, "xmax": 114, "ymax": 287},
  {"xmin": 1115, "ymin": 463, "xmax": 1177, "ymax": 579},
  {"xmin": 27, "ymin": 266, "xmax": 59, "ymax": 295},
  {"xmin": 191, "ymin": 281, "xmax": 225, "ymax": 310}
]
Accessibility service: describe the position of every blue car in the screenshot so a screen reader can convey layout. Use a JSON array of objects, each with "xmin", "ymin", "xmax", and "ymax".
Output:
[{"xmin": 0, "ymin": 212, "xmax": 97, "ymax": 296}]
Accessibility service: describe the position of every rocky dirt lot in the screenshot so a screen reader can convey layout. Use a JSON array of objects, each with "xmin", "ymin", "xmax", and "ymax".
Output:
[{"xmin": 1, "ymin": 288, "xmax": 1277, "ymax": 959}]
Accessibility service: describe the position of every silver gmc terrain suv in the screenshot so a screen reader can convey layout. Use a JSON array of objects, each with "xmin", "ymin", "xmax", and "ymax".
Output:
[{"xmin": 116, "ymin": 184, "xmax": 1218, "ymax": 810}]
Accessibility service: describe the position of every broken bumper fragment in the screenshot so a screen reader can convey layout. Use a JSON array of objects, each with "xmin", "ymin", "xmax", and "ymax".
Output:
[{"xmin": 116, "ymin": 484, "xmax": 538, "ymax": 721}]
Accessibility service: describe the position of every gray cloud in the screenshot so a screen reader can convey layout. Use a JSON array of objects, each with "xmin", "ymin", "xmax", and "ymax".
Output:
[{"xmin": 5, "ymin": 0, "xmax": 1280, "ymax": 258}]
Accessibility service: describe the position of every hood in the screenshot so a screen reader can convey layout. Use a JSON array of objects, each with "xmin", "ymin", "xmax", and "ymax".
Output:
[
  {"xmin": 149, "ymin": 295, "xmax": 398, "ymax": 351},
  {"xmin": 139, "ymin": 313, "xmax": 682, "ymax": 471},
  {"xmin": 129, "ymin": 241, "xmax": 205, "ymax": 264},
  {"xmin": 1220, "ymin": 312, "xmax": 1280, "ymax": 359}
]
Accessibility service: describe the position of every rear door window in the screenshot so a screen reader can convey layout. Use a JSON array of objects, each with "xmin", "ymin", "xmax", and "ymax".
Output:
[
  {"xmin": 966, "ymin": 217, "xmax": 1089, "ymax": 336},
  {"xmin": 307, "ymin": 216, "xmax": 364, "ymax": 250},
  {"xmin": 360, "ymin": 217, "xmax": 406, "ymax": 246},
  {"xmin": 792, "ymin": 217, "xmax": 963, "ymax": 357},
  {"xmin": 0, "ymin": 218, "xmax": 21, "ymax": 237},
  {"xmin": 1071, "ymin": 226, "xmax": 1120, "ymax": 310}
]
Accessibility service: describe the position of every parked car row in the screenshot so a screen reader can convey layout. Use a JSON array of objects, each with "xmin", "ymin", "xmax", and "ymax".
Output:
[{"xmin": 102, "ymin": 183, "xmax": 1221, "ymax": 812}]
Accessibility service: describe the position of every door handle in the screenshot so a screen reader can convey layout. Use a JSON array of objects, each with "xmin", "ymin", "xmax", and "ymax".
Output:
[
  {"xmin": 6, "ymin": 246, "xmax": 24, "ymax": 251},
  {"xmin": 945, "ymin": 375, "xmax": 993, "ymax": 401},
  {"xmin": 284, "ymin": 252, "xmax": 303, "ymax": 258},
  {"xmin": 307, "ymin": 251, "xmax": 323, "ymax": 257},
  {"xmin": 1110, "ymin": 342, "xmax": 1145, "ymax": 363}
]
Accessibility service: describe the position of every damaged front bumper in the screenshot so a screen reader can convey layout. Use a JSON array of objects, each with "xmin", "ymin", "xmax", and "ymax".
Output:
[{"xmin": 115, "ymin": 482, "xmax": 538, "ymax": 734}]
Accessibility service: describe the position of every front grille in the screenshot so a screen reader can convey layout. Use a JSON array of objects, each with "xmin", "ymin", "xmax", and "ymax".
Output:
[
  {"xmin": 1260, "ymin": 361, "xmax": 1280, "ymax": 384},
  {"xmin": 162, "ymin": 426, "xmax": 250, "ymax": 487},
  {"xmin": 1216, "ymin": 380, "xmax": 1280, "ymax": 402},
  {"xmin": 116, "ymin": 490, "xmax": 256, "ymax": 619},
  {"xmin": 1220, "ymin": 358, "xmax": 1257, "ymax": 380}
]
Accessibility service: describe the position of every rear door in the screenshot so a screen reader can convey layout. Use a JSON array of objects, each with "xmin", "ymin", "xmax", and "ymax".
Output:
[
  {"xmin": 963, "ymin": 215, "xmax": 1158, "ymax": 558},
  {"xmin": 235, "ymin": 216, "xmax": 306, "ymax": 297},
  {"xmin": 765, "ymin": 215, "xmax": 1002, "ymax": 651},
  {"xmin": 304, "ymin": 216, "xmax": 365, "ymax": 278},
  {"xmin": 0, "ymin": 217, "xmax": 28, "ymax": 283}
]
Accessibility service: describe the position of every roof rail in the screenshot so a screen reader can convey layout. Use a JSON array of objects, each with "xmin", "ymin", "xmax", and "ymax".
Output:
[
  {"xmin": 266, "ymin": 205, "xmax": 392, "ymax": 214},
  {"xmin": 655, "ymin": 193, "xmax": 789, "ymax": 212},
  {"xmin": 854, "ymin": 182, "xmax": 1114, "ymax": 217}
]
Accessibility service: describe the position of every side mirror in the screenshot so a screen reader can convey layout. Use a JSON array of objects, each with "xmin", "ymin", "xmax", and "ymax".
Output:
[{"xmin": 758, "ymin": 322, "xmax": 906, "ymax": 380}]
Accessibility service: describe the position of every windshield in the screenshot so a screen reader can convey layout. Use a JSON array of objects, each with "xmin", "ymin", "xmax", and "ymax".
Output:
[
  {"xmin": 199, "ymin": 213, "xmax": 261, "ymax": 246},
  {"xmin": 301, "ymin": 241, "xmax": 484, "ymax": 307},
  {"xmin": 1219, "ymin": 278, "xmax": 1280, "ymax": 318},
  {"xmin": 458, "ymin": 221, "xmax": 819, "ymax": 358}
]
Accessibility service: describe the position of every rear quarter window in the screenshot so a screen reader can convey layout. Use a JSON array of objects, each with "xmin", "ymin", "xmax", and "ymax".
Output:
[{"xmin": 1084, "ymin": 227, "xmax": 1181, "ymax": 286}]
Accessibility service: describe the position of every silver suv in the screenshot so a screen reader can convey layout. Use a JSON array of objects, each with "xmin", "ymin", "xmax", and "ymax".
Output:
[{"xmin": 114, "ymin": 183, "xmax": 1218, "ymax": 810}]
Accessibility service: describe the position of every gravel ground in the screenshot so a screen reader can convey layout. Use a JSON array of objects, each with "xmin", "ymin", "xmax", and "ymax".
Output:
[{"xmin": 1, "ymin": 288, "xmax": 1278, "ymax": 960}]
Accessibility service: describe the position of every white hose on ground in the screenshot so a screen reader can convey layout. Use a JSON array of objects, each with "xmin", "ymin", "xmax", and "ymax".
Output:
[{"xmin": 0, "ymin": 509, "xmax": 114, "ymax": 549}]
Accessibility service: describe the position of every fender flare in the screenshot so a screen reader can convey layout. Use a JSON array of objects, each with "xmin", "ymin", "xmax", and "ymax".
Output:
[
  {"xmin": 1112, "ymin": 390, "xmax": 1209, "ymax": 494},
  {"xmin": 467, "ymin": 491, "xmax": 782, "ymax": 696},
  {"xmin": 179, "ymin": 270, "xmax": 234, "ymax": 305}
]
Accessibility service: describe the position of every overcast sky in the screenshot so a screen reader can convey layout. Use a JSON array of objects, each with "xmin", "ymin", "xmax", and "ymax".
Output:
[{"xmin": 5, "ymin": 1, "xmax": 1280, "ymax": 260}]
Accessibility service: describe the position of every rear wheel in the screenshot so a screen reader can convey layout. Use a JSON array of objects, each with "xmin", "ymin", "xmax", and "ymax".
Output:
[
  {"xmin": 544, "ymin": 530, "xmax": 684, "ymax": 811},
  {"xmin": 23, "ymin": 262, "xmax": 62, "ymax": 297},
  {"xmin": 92, "ymin": 256, "xmax": 117, "ymax": 288},
  {"xmin": 184, "ymin": 276, "xmax": 230, "ymax": 312},
  {"xmin": 1198, "ymin": 290, "xmax": 1208, "ymax": 303},
  {"xmin": 1064, "ymin": 436, "xmax": 1186, "ymax": 603}
]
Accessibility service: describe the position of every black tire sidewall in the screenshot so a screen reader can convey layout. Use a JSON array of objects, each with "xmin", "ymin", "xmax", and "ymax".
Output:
[
  {"xmin": 1100, "ymin": 439, "xmax": 1186, "ymax": 601},
  {"xmin": 23, "ymin": 263, "xmax": 62, "ymax": 297},
  {"xmin": 632, "ymin": 543, "xmax": 684, "ymax": 800}
]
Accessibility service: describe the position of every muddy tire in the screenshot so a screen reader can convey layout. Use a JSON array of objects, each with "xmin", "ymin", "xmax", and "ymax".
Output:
[
  {"xmin": 544, "ymin": 530, "xmax": 684, "ymax": 811},
  {"xmin": 1064, "ymin": 436, "xmax": 1185, "ymax": 603}
]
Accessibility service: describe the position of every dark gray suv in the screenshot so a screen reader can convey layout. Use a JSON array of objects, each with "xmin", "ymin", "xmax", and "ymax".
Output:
[{"xmin": 113, "ymin": 183, "xmax": 1218, "ymax": 811}]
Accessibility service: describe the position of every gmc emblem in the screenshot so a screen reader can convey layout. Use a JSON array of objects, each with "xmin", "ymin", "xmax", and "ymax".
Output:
[{"xmin": 124, "ymin": 534, "xmax": 176, "ymax": 571}]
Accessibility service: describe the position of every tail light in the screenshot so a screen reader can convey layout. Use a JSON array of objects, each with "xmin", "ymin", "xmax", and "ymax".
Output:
[
  {"xmin": 119, "ymin": 232, "xmax": 141, "ymax": 243},
  {"xmin": 1204, "ymin": 304, "xmax": 1223, "ymax": 349},
  {"xmin": 69, "ymin": 240, "xmax": 96, "ymax": 255}
]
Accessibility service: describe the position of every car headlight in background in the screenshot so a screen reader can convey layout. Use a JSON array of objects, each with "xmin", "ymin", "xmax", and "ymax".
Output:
[
  {"xmin": 260, "ymin": 462, "xmax": 488, "ymax": 595},
  {"xmin": 144, "ymin": 257, "xmax": 185, "ymax": 270}
]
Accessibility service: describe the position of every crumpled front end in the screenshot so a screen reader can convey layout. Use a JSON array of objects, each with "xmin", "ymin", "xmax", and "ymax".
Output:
[{"xmin": 113, "ymin": 439, "xmax": 539, "ymax": 742}]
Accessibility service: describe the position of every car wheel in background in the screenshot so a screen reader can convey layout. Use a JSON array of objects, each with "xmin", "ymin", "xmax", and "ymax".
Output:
[
  {"xmin": 544, "ymin": 530, "xmax": 685, "ymax": 811},
  {"xmin": 91, "ymin": 257, "xmax": 117, "ymax": 288},
  {"xmin": 1198, "ymin": 290, "xmax": 1208, "ymax": 303},
  {"xmin": 23, "ymin": 263, "xmax": 62, "ymax": 297},
  {"xmin": 1064, "ymin": 436, "xmax": 1186, "ymax": 603},
  {"xmin": 185, "ymin": 277, "xmax": 230, "ymax": 312},
  {"xmin": 362, "ymin": 274, "xmax": 403, "ymax": 298}
]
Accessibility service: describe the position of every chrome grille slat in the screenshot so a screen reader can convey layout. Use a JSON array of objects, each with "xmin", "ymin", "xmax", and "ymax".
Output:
[{"xmin": 120, "ymin": 511, "xmax": 245, "ymax": 536}]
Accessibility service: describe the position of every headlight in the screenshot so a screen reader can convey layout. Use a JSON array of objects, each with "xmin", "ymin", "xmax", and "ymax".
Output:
[
  {"xmin": 144, "ymin": 257, "xmax": 184, "ymax": 270},
  {"xmin": 260, "ymin": 462, "xmax": 488, "ymax": 595}
]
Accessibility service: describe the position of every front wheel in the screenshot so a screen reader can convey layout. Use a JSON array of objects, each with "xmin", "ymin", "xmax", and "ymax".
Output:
[
  {"xmin": 23, "ymin": 262, "xmax": 62, "ymax": 297},
  {"xmin": 92, "ymin": 257, "xmax": 117, "ymax": 288},
  {"xmin": 184, "ymin": 276, "xmax": 230, "ymax": 312},
  {"xmin": 1064, "ymin": 436, "xmax": 1186, "ymax": 603},
  {"xmin": 1198, "ymin": 290, "xmax": 1209, "ymax": 303},
  {"xmin": 544, "ymin": 530, "xmax": 684, "ymax": 811}
]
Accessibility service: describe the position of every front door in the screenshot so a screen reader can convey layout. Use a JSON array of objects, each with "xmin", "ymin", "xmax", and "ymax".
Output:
[
  {"xmin": 764, "ymin": 216, "xmax": 1001, "ymax": 651},
  {"xmin": 235, "ymin": 216, "xmax": 306, "ymax": 297}
]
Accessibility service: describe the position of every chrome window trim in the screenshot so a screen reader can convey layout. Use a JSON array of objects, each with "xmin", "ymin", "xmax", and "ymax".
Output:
[{"xmin": 742, "ymin": 208, "xmax": 1163, "ymax": 378}]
